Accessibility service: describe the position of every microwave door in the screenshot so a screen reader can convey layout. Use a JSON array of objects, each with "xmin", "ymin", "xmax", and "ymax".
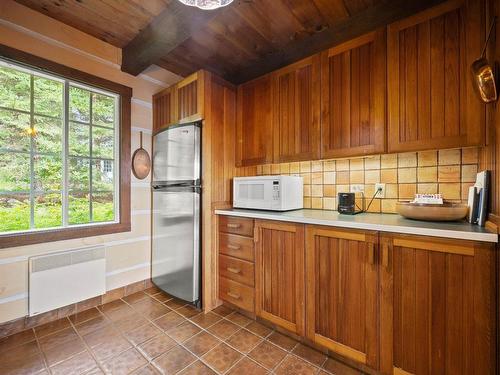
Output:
[
  {"xmin": 152, "ymin": 124, "xmax": 200, "ymax": 185},
  {"xmin": 235, "ymin": 180, "xmax": 275, "ymax": 209}
]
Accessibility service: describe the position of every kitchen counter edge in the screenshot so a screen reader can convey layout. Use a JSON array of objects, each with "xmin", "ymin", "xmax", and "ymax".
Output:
[{"xmin": 215, "ymin": 209, "xmax": 498, "ymax": 243}]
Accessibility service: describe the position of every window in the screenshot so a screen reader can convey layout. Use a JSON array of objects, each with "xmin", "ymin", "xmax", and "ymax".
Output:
[{"xmin": 0, "ymin": 59, "xmax": 119, "ymax": 234}]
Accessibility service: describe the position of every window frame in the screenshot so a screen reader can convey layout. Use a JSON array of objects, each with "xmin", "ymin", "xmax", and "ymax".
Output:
[{"xmin": 0, "ymin": 43, "xmax": 131, "ymax": 248}]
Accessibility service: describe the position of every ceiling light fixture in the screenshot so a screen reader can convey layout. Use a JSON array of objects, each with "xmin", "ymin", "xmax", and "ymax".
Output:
[{"xmin": 177, "ymin": 0, "xmax": 233, "ymax": 10}]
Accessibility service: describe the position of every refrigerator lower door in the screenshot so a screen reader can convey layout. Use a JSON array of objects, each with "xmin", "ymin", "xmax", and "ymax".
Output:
[{"xmin": 152, "ymin": 188, "xmax": 200, "ymax": 303}]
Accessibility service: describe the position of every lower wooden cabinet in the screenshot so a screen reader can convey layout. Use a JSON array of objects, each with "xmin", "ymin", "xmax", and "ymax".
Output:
[
  {"xmin": 379, "ymin": 234, "xmax": 496, "ymax": 375},
  {"xmin": 254, "ymin": 220, "xmax": 305, "ymax": 335},
  {"xmin": 305, "ymin": 225, "xmax": 380, "ymax": 368},
  {"xmin": 217, "ymin": 216, "xmax": 497, "ymax": 374}
]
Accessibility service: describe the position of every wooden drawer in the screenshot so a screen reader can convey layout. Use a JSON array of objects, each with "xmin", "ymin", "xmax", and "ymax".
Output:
[
  {"xmin": 219, "ymin": 277, "xmax": 255, "ymax": 312},
  {"xmin": 219, "ymin": 255, "xmax": 255, "ymax": 287},
  {"xmin": 219, "ymin": 233, "xmax": 254, "ymax": 262},
  {"xmin": 219, "ymin": 216, "xmax": 254, "ymax": 237}
]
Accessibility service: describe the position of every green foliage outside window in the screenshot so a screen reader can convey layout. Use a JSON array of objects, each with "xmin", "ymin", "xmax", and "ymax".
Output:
[{"xmin": 0, "ymin": 62, "xmax": 118, "ymax": 233}]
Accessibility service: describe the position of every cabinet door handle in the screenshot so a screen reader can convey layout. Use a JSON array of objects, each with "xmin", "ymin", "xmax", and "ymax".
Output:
[
  {"xmin": 227, "ymin": 267, "xmax": 241, "ymax": 274},
  {"xmin": 382, "ymin": 243, "xmax": 391, "ymax": 270},
  {"xmin": 227, "ymin": 223, "xmax": 241, "ymax": 229},
  {"xmin": 227, "ymin": 291, "xmax": 240, "ymax": 299},
  {"xmin": 227, "ymin": 244, "xmax": 241, "ymax": 250},
  {"xmin": 367, "ymin": 243, "xmax": 375, "ymax": 265}
]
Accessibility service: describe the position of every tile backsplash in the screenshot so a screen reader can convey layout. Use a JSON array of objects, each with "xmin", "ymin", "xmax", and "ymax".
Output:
[{"xmin": 247, "ymin": 148, "xmax": 479, "ymax": 214}]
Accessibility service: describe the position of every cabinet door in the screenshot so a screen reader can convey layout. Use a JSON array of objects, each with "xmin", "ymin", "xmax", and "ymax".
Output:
[
  {"xmin": 321, "ymin": 30, "xmax": 386, "ymax": 159},
  {"xmin": 387, "ymin": 0, "xmax": 484, "ymax": 152},
  {"xmin": 379, "ymin": 234, "xmax": 496, "ymax": 375},
  {"xmin": 177, "ymin": 72, "xmax": 203, "ymax": 123},
  {"xmin": 153, "ymin": 87, "xmax": 175, "ymax": 133},
  {"xmin": 255, "ymin": 220, "xmax": 305, "ymax": 335},
  {"xmin": 272, "ymin": 55, "xmax": 321, "ymax": 162},
  {"xmin": 305, "ymin": 226, "xmax": 379, "ymax": 368},
  {"xmin": 236, "ymin": 75, "xmax": 272, "ymax": 166}
]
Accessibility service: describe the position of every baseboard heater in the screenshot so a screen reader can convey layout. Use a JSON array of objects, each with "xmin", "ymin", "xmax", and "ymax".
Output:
[{"xmin": 29, "ymin": 246, "xmax": 106, "ymax": 316}]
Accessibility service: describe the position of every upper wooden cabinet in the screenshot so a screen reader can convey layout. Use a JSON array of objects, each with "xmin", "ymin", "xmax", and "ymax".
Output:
[
  {"xmin": 272, "ymin": 55, "xmax": 321, "ymax": 162},
  {"xmin": 236, "ymin": 75, "xmax": 273, "ymax": 166},
  {"xmin": 153, "ymin": 86, "xmax": 175, "ymax": 133},
  {"xmin": 379, "ymin": 233, "xmax": 496, "ymax": 375},
  {"xmin": 255, "ymin": 220, "xmax": 305, "ymax": 335},
  {"xmin": 387, "ymin": 0, "xmax": 485, "ymax": 152},
  {"xmin": 177, "ymin": 71, "xmax": 204, "ymax": 123},
  {"xmin": 321, "ymin": 30, "xmax": 386, "ymax": 158},
  {"xmin": 152, "ymin": 71, "xmax": 204, "ymax": 133},
  {"xmin": 305, "ymin": 226, "xmax": 380, "ymax": 369}
]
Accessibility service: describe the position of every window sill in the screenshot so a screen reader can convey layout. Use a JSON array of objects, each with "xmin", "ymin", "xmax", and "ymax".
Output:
[{"xmin": 0, "ymin": 221, "xmax": 131, "ymax": 249}]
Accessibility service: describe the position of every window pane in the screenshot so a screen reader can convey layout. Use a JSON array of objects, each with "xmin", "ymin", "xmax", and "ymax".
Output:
[
  {"xmin": 69, "ymin": 122, "xmax": 90, "ymax": 156},
  {"xmin": 34, "ymin": 116, "xmax": 62, "ymax": 155},
  {"xmin": 33, "ymin": 155, "xmax": 62, "ymax": 192},
  {"xmin": 69, "ymin": 192, "xmax": 90, "ymax": 225},
  {"xmin": 92, "ymin": 192, "xmax": 114, "ymax": 222},
  {"xmin": 69, "ymin": 157, "xmax": 90, "ymax": 191},
  {"xmin": 34, "ymin": 76, "xmax": 63, "ymax": 118},
  {"xmin": 34, "ymin": 193, "xmax": 62, "ymax": 229},
  {"xmin": 69, "ymin": 86, "xmax": 90, "ymax": 123},
  {"xmin": 0, "ymin": 65, "xmax": 30, "ymax": 111},
  {"xmin": 92, "ymin": 159, "xmax": 113, "ymax": 191},
  {"xmin": 92, "ymin": 126, "xmax": 114, "ymax": 159},
  {"xmin": 0, "ymin": 152, "xmax": 30, "ymax": 191},
  {"xmin": 0, "ymin": 193, "xmax": 30, "ymax": 232},
  {"xmin": 0, "ymin": 109, "xmax": 31, "ymax": 152},
  {"xmin": 92, "ymin": 93, "xmax": 114, "ymax": 127}
]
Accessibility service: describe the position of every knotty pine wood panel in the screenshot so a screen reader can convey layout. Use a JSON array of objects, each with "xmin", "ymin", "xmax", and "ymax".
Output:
[
  {"xmin": 321, "ymin": 30, "xmax": 386, "ymax": 158},
  {"xmin": 379, "ymin": 234, "xmax": 496, "ymax": 375},
  {"xmin": 255, "ymin": 220, "xmax": 305, "ymax": 335},
  {"xmin": 236, "ymin": 75, "xmax": 273, "ymax": 166},
  {"xmin": 272, "ymin": 54, "xmax": 321, "ymax": 162},
  {"xmin": 305, "ymin": 226, "xmax": 379, "ymax": 368},
  {"xmin": 201, "ymin": 71, "xmax": 237, "ymax": 311},
  {"xmin": 387, "ymin": 0, "xmax": 485, "ymax": 152}
]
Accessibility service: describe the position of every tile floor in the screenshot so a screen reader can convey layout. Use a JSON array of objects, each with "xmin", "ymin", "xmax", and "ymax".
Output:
[{"xmin": 0, "ymin": 287, "xmax": 364, "ymax": 374}]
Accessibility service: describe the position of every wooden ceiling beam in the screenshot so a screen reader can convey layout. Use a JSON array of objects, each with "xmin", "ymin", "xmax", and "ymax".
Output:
[
  {"xmin": 121, "ymin": 0, "xmax": 226, "ymax": 76},
  {"xmin": 228, "ymin": 0, "xmax": 447, "ymax": 84}
]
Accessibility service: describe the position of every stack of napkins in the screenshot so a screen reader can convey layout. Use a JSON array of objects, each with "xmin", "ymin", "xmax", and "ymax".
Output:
[{"xmin": 411, "ymin": 194, "xmax": 444, "ymax": 204}]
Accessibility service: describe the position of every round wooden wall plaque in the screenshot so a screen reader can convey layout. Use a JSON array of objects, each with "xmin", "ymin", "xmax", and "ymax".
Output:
[{"xmin": 132, "ymin": 131, "xmax": 151, "ymax": 180}]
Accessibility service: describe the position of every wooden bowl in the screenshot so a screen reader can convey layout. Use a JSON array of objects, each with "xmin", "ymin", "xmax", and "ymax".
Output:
[{"xmin": 396, "ymin": 201, "xmax": 469, "ymax": 222}]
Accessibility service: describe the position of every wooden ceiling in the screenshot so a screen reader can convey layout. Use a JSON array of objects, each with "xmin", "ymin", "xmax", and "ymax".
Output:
[{"xmin": 16, "ymin": 0, "xmax": 446, "ymax": 84}]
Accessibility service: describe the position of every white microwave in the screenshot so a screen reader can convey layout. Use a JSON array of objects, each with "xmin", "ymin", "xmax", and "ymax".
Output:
[{"xmin": 233, "ymin": 175, "xmax": 303, "ymax": 211}]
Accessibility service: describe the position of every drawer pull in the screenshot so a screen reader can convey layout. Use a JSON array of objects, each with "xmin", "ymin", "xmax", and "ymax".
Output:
[
  {"xmin": 227, "ymin": 291, "xmax": 240, "ymax": 299},
  {"xmin": 227, "ymin": 244, "xmax": 241, "ymax": 250},
  {"xmin": 226, "ymin": 223, "xmax": 241, "ymax": 229},
  {"xmin": 382, "ymin": 243, "xmax": 392, "ymax": 270},
  {"xmin": 227, "ymin": 267, "xmax": 241, "ymax": 274}
]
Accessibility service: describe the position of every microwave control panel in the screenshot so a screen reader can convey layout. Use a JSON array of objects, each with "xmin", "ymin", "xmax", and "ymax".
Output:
[{"xmin": 272, "ymin": 180, "xmax": 280, "ymax": 200}]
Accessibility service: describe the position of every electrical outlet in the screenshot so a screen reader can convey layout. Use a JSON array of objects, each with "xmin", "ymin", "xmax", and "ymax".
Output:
[{"xmin": 375, "ymin": 183, "xmax": 386, "ymax": 198}]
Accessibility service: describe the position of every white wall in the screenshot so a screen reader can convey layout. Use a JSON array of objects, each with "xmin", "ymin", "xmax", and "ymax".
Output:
[{"xmin": 0, "ymin": 0, "xmax": 182, "ymax": 323}]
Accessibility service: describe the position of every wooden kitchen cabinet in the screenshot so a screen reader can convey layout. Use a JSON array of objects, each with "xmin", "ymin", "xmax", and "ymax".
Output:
[
  {"xmin": 387, "ymin": 0, "xmax": 485, "ymax": 152},
  {"xmin": 177, "ymin": 71, "xmax": 204, "ymax": 123},
  {"xmin": 320, "ymin": 30, "xmax": 386, "ymax": 158},
  {"xmin": 305, "ymin": 225, "xmax": 380, "ymax": 368},
  {"xmin": 255, "ymin": 220, "xmax": 305, "ymax": 335},
  {"xmin": 272, "ymin": 54, "xmax": 321, "ymax": 162},
  {"xmin": 379, "ymin": 233, "xmax": 496, "ymax": 375},
  {"xmin": 236, "ymin": 75, "xmax": 273, "ymax": 166},
  {"xmin": 153, "ymin": 86, "xmax": 175, "ymax": 133}
]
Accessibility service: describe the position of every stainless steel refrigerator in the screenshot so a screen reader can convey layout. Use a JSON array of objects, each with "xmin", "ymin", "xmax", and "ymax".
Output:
[{"xmin": 151, "ymin": 122, "xmax": 201, "ymax": 306}]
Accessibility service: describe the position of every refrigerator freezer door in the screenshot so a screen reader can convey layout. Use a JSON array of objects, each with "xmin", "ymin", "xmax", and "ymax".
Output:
[
  {"xmin": 152, "ymin": 188, "xmax": 200, "ymax": 302},
  {"xmin": 152, "ymin": 124, "xmax": 200, "ymax": 185}
]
